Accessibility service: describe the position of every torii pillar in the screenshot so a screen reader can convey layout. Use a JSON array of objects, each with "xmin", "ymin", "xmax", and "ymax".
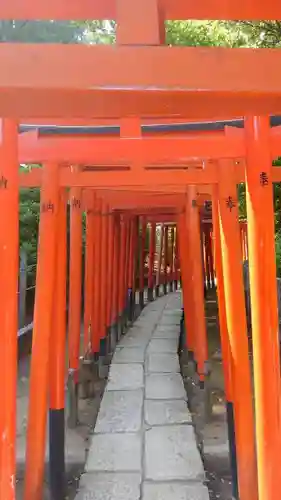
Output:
[{"xmin": 245, "ymin": 115, "xmax": 281, "ymax": 500}]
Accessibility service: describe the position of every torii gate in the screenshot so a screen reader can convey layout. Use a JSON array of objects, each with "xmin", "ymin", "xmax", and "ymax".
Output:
[
  {"xmin": 0, "ymin": 2, "xmax": 281, "ymax": 500},
  {"xmin": 15, "ymin": 124, "xmax": 258, "ymax": 500},
  {"xmin": 2, "ymin": 120, "xmax": 280, "ymax": 500}
]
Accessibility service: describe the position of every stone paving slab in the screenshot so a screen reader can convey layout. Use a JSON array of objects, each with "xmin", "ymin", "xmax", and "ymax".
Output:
[
  {"xmin": 86, "ymin": 433, "xmax": 142, "ymax": 472},
  {"xmin": 145, "ymin": 373, "xmax": 186, "ymax": 400},
  {"xmin": 107, "ymin": 364, "xmax": 144, "ymax": 391},
  {"xmin": 147, "ymin": 338, "xmax": 178, "ymax": 354},
  {"xmin": 118, "ymin": 334, "xmax": 151, "ymax": 348},
  {"xmin": 162, "ymin": 308, "xmax": 183, "ymax": 316},
  {"xmin": 142, "ymin": 482, "xmax": 210, "ymax": 500},
  {"xmin": 113, "ymin": 347, "xmax": 146, "ymax": 364},
  {"xmin": 158, "ymin": 319, "xmax": 181, "ymax": 327},
  {"xmin": 75, "ymin": 292, "xmax": 209, "ymax": 500},
  {"xmin": 146, "ymin": 353, "xmax": 180, "ymax": 373},
  {"xmin": 152, "ymin": 327, "xmax": 179, "ymax": 339},
  {"xmin": 144, "ymin": 400, "xmax": 192, "ymax": 426},
  {"xmin": 127, "ymin": 325, "xmax": 153, "ymax": 336},
  {"xmin": 76, "ymin": 473, "xmax": 141, "ymax": 500},
  {"xmin": 153, "ymin": 324, "xmax": 179, "ymax": 331},
  {"xmin": 95, "ymin": 390, "xmax": 143, "ymax": 433},
  {"xmin": 145, "ymin": 425, "xmax": 205, "ymax": 481}
]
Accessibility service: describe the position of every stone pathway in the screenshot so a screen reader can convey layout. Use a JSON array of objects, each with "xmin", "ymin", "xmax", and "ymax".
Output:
[{"xmin": 75, "ymin": 292, "xmax": 209, "ymax": 500}]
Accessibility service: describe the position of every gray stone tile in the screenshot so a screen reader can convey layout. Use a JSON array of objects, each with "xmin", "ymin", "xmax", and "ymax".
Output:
[
  {"xmin": 145, "ymin": 425, "xmax": 205, "ymax": 481},
  {"xmin": 144, "ymin": 400, "xmax": 192, "ymax": 426},
  {"xmin": 95, "ymin": 390, "xmax": 143, "ymax": 433},
  {"xmin": 76, "ymin": 473, "xmax": 141, "ymax": 500},
  {"xmin": 107, "ymin": 364, "xmax": 144, "ymax": 391},
  {"xmin": 154, "ymin": 325, "xmax": 178, "ymax": 331},
  {"xmin": 86, "ymin": 433, "xmax": 142, "ymax": 472},
  {"xmin": 142, "ymin": 482, "xmax": 209, "ymax": 500},
  {"xmin": 113, "ymin": 347, "xmax": 145, "ymax": 364},
  {"xmin": 158, "ymin": 317, "xmax": 180, "ymax": 326},
  {"xmin": 118, "ymin": 334, "xmax": 150, "ymax": 348},
  {"xmin": 146, "ymin": 353, "xmax": 180, "ymax": 373},
  {"xmin": 153, "ymin": 328, "xmax": 179, "ymax": 339},
  {"xmin": 147, "ymin": 339, "xmax": 178, "ymax": 354},
  {"xmin": 162, "ymin": 309, "xmax": 182, "ymax": 316},
  {"xmin": 145, "ymin": 373, "xmax": 186, "ymax": 400}
]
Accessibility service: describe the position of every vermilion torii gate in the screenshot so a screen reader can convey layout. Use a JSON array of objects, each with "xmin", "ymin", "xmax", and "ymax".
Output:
[
  {"xmin": 1, "ymin": 1, "xmax": 281, "ymax": 500},
  {"xmin": 14, "ymin": 121, "xmax": 279, "ymax": 500}
]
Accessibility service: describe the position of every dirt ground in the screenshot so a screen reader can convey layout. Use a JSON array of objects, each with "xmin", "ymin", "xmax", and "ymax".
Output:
[{"xmin": 16, "ymin": 341, "xmax": 107, "ymax": 500}]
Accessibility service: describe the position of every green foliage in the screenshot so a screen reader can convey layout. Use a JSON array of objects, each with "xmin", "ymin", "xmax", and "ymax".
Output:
[
  {"xmin": 0, "ymin": 20, "xmax": 84, "ymax": 43},
  {"xmin": 229, "ymin": 21, "xmax": 281, "ymax": 48},
  {"xmin": 20, "ymin": 188, "xmax": 40, "ymax": 262},
  {"xmin": 166, "ymin": 20, "xmax": 249, "ymax": 48}
]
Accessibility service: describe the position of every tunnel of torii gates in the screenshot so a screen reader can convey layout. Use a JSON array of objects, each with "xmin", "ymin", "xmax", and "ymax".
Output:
[
  {"xmin": 2, "ymin": 1, "xmax": 281, "ymax": 500},
  {"xmin": 0, "ymin": 119, "xmax": 277, "ymax": 500}
]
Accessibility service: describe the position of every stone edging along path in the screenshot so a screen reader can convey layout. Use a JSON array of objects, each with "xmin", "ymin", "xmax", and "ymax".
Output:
[{"xmin": 75, "ymin": 292, "xmax": 210, "ymax": 500}]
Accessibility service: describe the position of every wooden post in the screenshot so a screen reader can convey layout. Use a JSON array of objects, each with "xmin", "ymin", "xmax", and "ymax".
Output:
[
  {"xmin": 204, "ymin": 227, "xmax": 211, "ymax": 290},
  {"xmin": 92, "ymin": 198, "xmax": 102, "ymax": 356},
  {"xmin": 174, "ymin": 227, "xmax": 179, "ymax": 289},
  {"xmin": 208, "ymin": 228, "xmax": 215, "ymax": 288},
  {"xmin": 170, "ymin": 226, "xmax": 175, "ymax": 292},
  {"xmin": 131, "ymin": 217, "xmax": 138, "ymax": 320},
  {"xmin": 217, "ymin": 159, "xmax": 257, "ymax": 500},
  {"xmin": 0, "ymin": 120, "xmax": 18, "ymax": 500},
  {"xmin": 200, "ymin": 224, "xmax": 207, "ymax": 297},
  {"xmin": 127, "ymin": 218, "xmax": 135, "ymax": 321},
  {"xmin": 123, "ymin": 217, "xmax": 131, "ymax": 325},
  {"xmin": 24, "ymin": 163, "xmax": 60, "ymax": 500},
  {"xmin": 49, "ymin": 189, "xmax": 67, "ymax": 500},
  {"xmin": 99, "ymin": 202, "xmax": 109, "ymax": 361},
  {"xmin": 186, "ymin": 186, "xmax": 208, "ymax": 382},
  {"xmin": 156, "ymin": 224, "xmax": 164, "ymax": 297},
  {"xmin": 19, "ymin": 248, "xmax": 27, "ymax": 328},
  {"xmin": 178, "ymin": 211, "xmax": 195, "ymax": 359},
  {"xmin": 111, "ymin": 214, "xmax": 120, "ymax": 343},
  {"xmin": 106, "ymin": 211, "xmax": 114, "ymax": 348},
  {"xmin": 118, "ymin": 215, "xmax": 126, "ymax": 335},
  {"xmin": 163, "ymin": 225, "xmax": 168, "ymax": 295},
  {"xmin": 245, "ymin": 115, "xmax": 281, "ymax": 500},
  {"xmin": 67, "ymin": 187, "xmax": 82, "ymax": 428},
  {"xmin": 84, "ymin": 193, "xmax": 95, "ymax": 356},
  {"xmin": 212, "ymin": 186, "xmax": 238, "ymax": 499},
  {"xmin": 139, "ymin": 217, "xmax": 146, "ymax": 309},
  {"xmin": 148, "ymin": 222, "xmax": 156, "ymax": 301}
]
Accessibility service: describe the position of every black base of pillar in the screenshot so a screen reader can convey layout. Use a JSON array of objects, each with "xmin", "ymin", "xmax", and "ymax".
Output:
[
  {"xmin": 226, "ymin": 401, "xmax": 239, "ymax": 500},
  {"xmin": 169, "ymin": 281, "xmax": 173, "ymax": 293},
  {"xmin": 109, "ymin": 323, "xmax": 117, "ymax": 351},
  {"xmin": 49, "ymin": 408, "xmax": 65, "ymax": 500},
  {"xmin": 178, "ymin": 325, "xmax": 185, "ymax": 354},
  {"xmin": 115, "ymin": 321, "xmax": 121, "ymax": 342},
  {"xmin": 163, "ymin": 283, "xmax": 167, "ymax": 295},
  {"xmin": 174, "ymin": 280, "xmax": 178, "ymax": 290},
  {"xmin": 67, "ymin": 372, "xmax": 79, "ymax": 429},
  {"xmin": 100, "ymin": 337, "xmax": 107, "ymax": 357},
  {"xmin": 155, "ymin": 285, "xmax": 160, "ymax": 297},
  {"xmin": 148, "ymin": 287, "xmax": 154, "ymax": 302},
  {"xmin": 122, "ymin": 308, "xmax": 128, "ymax": 330},
  {"xmin": 139, "ymin": 290, "xmax": 145, "ymax": 309},
  {"xmin": 183, "ymin": 344, "xmax": 194, "ymax": 363},
  {"xmin": 128, "ymin": 288, "xmax": 135, "ymax": 322},
  {"xmin": 119, "ymin": 315, "xmax": 125, "ymax": 337}
]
